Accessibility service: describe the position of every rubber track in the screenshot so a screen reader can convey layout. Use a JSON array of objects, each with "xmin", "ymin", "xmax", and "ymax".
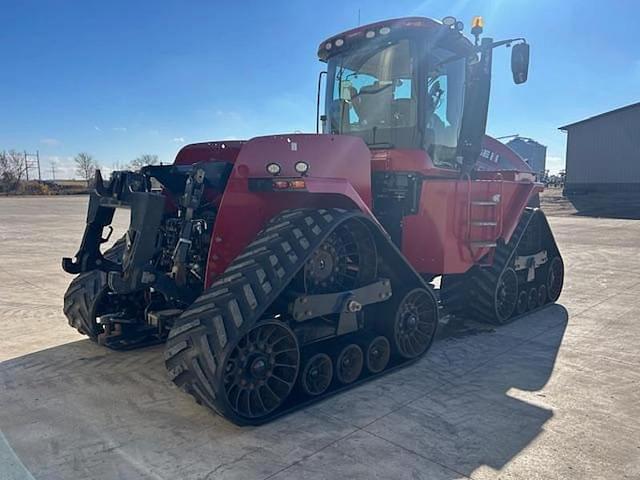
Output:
[
  {"xmin": 441, "ymin": 208, "xmax": 563, "ymax": 324},
  {"xmin": 164, "ymin": 208, "xmax": 437, "ymax": 425},
  {"xmin": 63, "ymin": 238, "xmax": 126, "ymax": 339}
]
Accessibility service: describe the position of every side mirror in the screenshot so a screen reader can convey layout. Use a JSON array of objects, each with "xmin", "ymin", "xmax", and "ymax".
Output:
[{"xmin": 511, "ymin": 42, "xmax": 530, "ymax": 84}]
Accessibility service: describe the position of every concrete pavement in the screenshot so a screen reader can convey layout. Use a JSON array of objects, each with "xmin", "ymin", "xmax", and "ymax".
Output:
[{"xmin": 0, "ymin": 196, "xmax": 639, "ymax": 479}]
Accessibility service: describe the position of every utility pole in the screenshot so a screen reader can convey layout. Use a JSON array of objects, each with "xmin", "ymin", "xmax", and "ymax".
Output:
[
  {"xmin": 50, "ymin": 161, "xmax": 57, "ymax": 181},
  {"xmin": 23, "ymin": 150, "xmax": 42, "ymax": 181}
]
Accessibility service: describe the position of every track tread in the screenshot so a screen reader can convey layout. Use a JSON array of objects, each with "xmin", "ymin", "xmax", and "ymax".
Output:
[
  {"xmin": 164, "ymin": 208, "xmax": 361, "ymax": 424},
  {"xmin": 441, "ymin": 208, "xmax": 563, "ymax": 324}
]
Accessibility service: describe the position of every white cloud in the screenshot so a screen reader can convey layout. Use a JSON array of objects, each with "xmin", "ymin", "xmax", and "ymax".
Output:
[
  {"xmin": 546, "ymin": 155, "xmax": 565, "ymax": 175},
  {"xmin": 112, "ymin": 127, "xmax": 127, "ymax": 132},
  {"xmin": 94, "ymin": 125, "xmax": 102, "ymax": 132},
  {"xmin": 40, "ymin": 138, "xmax": 61, "ymax": 146},
  {"xmin": 43, "ymin": 155, "xmax": 75, "ymax": 180},
  {"xmin": 172, "ymin": 137, "xmax": 185, "ymax": 143}
]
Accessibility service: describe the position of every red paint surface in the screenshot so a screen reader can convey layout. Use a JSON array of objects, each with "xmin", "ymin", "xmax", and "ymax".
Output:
[
  {"xmin": 174, "ymin": 140, "xmax": 245, "ymax": 166},
  {"xmin": 201, "ymin": 134, "xmax": 373, "ymax": 286},
  {"xmin": 172, "ymin": 134, "xmax": 541, "ymax": 285}
]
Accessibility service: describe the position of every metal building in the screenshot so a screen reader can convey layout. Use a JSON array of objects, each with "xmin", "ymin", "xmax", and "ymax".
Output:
[
  {"xmin": 506, "ymin": 137, "xmax": 547, "ymax": 177},
  {"xmin": 560, "ymin": 102, "xmax": 640, "ymax": 193}
]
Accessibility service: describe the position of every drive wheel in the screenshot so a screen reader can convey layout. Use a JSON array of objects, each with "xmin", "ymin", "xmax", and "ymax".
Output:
[
  {"xmin": 223, "ymin": 321, "xmax": 299, "ymax": 420},
  {"xmin": 517, "ymin": 290, "xmax": 529, "ymax": 315},
  {"xmin": 494, "ymin": 268, "xmax": 518, "ymax": 324},
  {"xmin": 537, "ymin": 284, "xmax": 548, "ymax": 306},
  {"xmin": 301, "ymin": 353, "xmax": 333, "ymax": 396},
  {"xmin": 547, "ymin": 256, "xmax": 564, "ymax": 302},
  {"xmin": 336, "ymin": 344, "xmax": 364, "ymax": 384},
  {"xmin": 366, "ymin": 336, "xmax": 390, "ymax": 373},
  {"xmin": 528, "ymin": 287, "xmax": 538, "ymax": 311},
  {"xmin": 390, "ymin": 288, "xmax": 438, "ymax": 359},
  {"xmin": 299, "ymin": 218, "xmax": 377, "ymax": 294}
]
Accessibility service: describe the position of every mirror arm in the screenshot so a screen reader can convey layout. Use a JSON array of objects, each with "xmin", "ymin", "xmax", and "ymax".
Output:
[
  {"xmin": 434, "ymin": 37, "xmax": 527, "ymax": 69},
  {"xmin": 482, "ymin": 37, "xmax": 527, "ymax": 51}
]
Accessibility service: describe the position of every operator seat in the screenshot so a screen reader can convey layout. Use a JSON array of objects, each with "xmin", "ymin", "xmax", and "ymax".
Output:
[{"xmin": 353, "ymin": 82, "xmax": 395, "ymax": 127}]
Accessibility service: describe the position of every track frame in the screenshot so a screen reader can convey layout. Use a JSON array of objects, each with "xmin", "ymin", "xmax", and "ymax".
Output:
[{"xmin": 164, "ymin": 207, "xmax": 439, "ymax": 425}]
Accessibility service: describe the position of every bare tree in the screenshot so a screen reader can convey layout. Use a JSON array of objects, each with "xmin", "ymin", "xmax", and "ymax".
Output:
[
  {"xmin": 74, "ymin": 152, "xmax": 97, "ymax": 184},
  {"xmin": 130, "ymin": 154, "xmax": 159, "ymax": 170},
  {"xmin": 0, "ymin": 150, "xmax": 27, "ymax": 192}
]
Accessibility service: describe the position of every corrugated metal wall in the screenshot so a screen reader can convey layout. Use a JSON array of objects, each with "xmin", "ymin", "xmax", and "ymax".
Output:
[{"xmin": 565, "ymin": 105, "xmax": 640, "ymax": 186}]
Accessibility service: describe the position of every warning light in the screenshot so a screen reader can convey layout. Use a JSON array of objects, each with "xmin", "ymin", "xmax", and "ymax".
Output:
[{"xmin": 471, "ymin": 16, "xmax": 484, "ymax": 45}]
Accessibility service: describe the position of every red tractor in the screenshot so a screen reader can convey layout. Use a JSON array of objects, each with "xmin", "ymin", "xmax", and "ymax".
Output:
[{"xmin": 63, "ymin": 16, "xmax": 564, "ymax": 425}]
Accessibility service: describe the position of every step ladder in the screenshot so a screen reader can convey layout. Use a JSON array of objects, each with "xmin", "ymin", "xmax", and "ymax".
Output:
[{"xmin": 464, "ymin": 174, "xmax": 504, "ymax": 265}]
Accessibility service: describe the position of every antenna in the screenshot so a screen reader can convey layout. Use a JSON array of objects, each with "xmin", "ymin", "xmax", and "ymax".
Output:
[{"xmin": 358, "ymin": 8, "xmax": 361, "ymax": 26}]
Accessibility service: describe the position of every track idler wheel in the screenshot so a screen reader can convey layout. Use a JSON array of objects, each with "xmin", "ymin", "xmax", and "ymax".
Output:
[
  {"xmin": 494, "ymin": 268, "xmax": 519, "ymax": 324},
  {"xmin": 300, "ymin": 353, "xmax": 333, "ymax": 396},
  {"xmin": 389, "ymin": 288, "xmax": 438, "ymax": 359},
  {"xmin": 547, "ymin": 256, "xmax": 564, "ymax": 302},
  {"xmin": 222, "ymin": 321, "xmax": 300, "ymax": 420},
  {"xmin": 528, "ymin": 287, "xmax": 538, "ymax": 311},
  {"xmin": 366, "ymin": 336, "xmax": 391, "ymax": 373},
  {"xmin": 336, "ymin": 344, "xmax": 364, "ymax": 384},
  {"xmin": 517, "ymin": 290, "xmax": 529, "ymax": 315},
  {"xmin": 537, "ymin": 284, "xmax": 548, "ymax": 306}
]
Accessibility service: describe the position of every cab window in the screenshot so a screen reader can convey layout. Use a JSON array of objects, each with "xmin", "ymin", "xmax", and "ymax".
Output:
[{"xmin": 425, "ymin": 51, "xmax": 465, "ymax": 168}]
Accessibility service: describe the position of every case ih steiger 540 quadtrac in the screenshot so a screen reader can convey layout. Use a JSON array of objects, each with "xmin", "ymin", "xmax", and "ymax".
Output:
[{"xmin": 63, "ymin": 16, "xmax": 564, "ymax": 425}]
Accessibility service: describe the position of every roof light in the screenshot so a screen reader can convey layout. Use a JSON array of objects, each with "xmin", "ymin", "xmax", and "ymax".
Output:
[
  {"xmin": 325, "ymin": 42, "xmax": 332, "ymax": 50},
  {"xmin": 442, "ymin": 16, "xmax": 457, "ymax": 27},
  {"xmin": 335, "ymin": 38, "xmax": 344, "ymax": 47},
  {"xmin": 266, "ymin": 163, "xmax": 281, "ymax": 175},
  {"xmin": 379, "ymin": 26, "xmax": 391, "ymax": 35},
  {"xmin": 294, "ymin": 161, "xmax": 309, "ymax": 174},
  {"xmin": 365, "ymin": 30, "xmax": 375, "ymax": 39}
]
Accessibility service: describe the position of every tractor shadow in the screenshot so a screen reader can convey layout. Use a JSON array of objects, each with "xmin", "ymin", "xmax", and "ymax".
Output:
[{"xmin": 0, "ymin": 304, "xmax": 568, "ymax": 479}]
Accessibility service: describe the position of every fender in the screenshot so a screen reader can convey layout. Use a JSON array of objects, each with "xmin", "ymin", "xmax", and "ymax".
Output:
[{"xmin": 204, "ymin": 134, "xmax": 374, "ymax": 286}]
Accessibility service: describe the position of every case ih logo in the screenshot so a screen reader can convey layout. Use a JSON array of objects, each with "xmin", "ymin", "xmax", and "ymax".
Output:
[{"xmin": 480, "ymin": 148, "xmax": 501, "ymax": 164}]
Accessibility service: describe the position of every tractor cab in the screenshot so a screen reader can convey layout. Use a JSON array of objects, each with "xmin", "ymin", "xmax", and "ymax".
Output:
[{"xmin": 318, "ymin": 16, "xmax": 530, "ymax": 173}]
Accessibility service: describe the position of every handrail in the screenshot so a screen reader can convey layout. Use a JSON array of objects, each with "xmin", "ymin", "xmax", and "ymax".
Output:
[
  {"xmin": 462, "ymin": 172, "xmax": 472, "ymax": 242},
  {"xmin": 495, "ymin": 172, "xmax": 504, "ymax": 240}
]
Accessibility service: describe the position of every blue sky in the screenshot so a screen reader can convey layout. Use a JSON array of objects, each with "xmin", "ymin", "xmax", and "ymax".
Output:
[{"xmin": 1, "ymin": 0, "xmax": 638, "ymax": 177}]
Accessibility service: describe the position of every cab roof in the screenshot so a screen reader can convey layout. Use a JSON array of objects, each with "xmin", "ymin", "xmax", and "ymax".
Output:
[{"xmin": 317, "ymin": 16, "xmax": 474, "ymax": 61}]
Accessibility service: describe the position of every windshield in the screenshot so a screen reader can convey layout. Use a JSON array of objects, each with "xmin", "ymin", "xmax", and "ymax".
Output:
[
  {"xmin": 325, "ymin": 38, "xmax": 466, "ymax": 162},
  {"xmin": 326, "ymin": 39, "xmax": 417, "ymax": 147}
]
